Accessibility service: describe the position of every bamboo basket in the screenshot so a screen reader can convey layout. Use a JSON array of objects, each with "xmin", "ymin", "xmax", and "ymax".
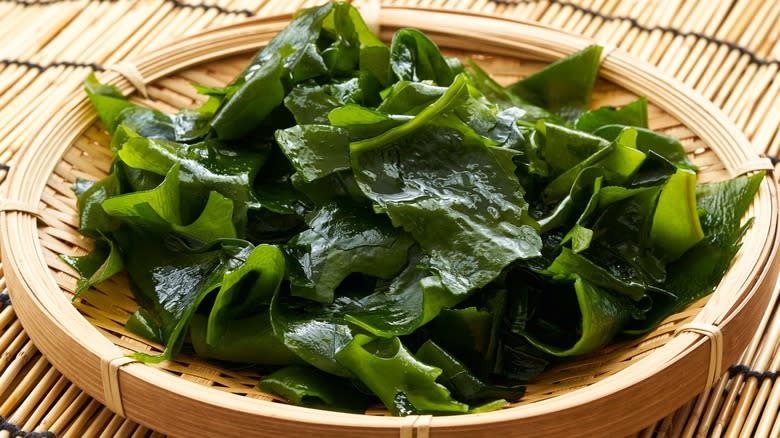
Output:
[{"xmin": 1, "ymin": 7, "xmax": 778, "ymax": 437}]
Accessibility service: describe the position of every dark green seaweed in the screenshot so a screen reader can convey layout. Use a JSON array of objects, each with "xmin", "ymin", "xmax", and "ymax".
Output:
[{"xmin": 66, "ymin": 1, "xmax": 763, "ymax": 417}]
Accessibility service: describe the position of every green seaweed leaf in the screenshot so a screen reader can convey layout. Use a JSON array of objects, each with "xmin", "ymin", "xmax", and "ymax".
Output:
[
  {"xmin": 506, "ymin": 45, "xmax": 603, "ymax": 122},
  {"xmin": 258, "ymin": 365, "xmax": 370, "ymax": 412},
  {"xmin": 335, "ymin": 335, "xmax": 469, "ymax": 415},
  {"xmin": 285, "ymin": 202, "xmax": 414, "ymax": 303},
  {"xmin": 61, "ymin": 236, "xmax": 124, "ymax": 298},
  {"xmin": 575, "ymin": 97, "xmax": 648, "ymax": 132}
]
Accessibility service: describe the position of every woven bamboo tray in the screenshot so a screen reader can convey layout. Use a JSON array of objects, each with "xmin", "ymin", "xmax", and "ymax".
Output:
[{"xmin": 1, "ymin": 6, "xmax": 778, "ymax": 437}]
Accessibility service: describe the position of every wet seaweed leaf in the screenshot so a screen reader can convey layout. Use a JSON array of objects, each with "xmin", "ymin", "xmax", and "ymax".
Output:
[{"xmin": 71, "ymin": 6, "xmax": 762, "ymax": 416}]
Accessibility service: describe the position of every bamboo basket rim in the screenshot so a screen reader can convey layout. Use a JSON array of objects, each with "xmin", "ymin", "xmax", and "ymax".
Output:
[{"xmin": 1, "ymin": 7, "xmax": 778, "ymax": 437}]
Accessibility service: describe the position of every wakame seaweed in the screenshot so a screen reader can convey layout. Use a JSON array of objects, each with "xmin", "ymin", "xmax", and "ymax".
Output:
[{"xmin": 65, "ymin": 2, "xmax": 765, "ymax": 416}]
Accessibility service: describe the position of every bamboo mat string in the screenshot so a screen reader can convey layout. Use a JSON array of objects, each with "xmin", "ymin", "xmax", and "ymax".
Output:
[
  {"xmin": 0, "ymin": 415, "xmax": 56, "ymax": 438},
  {"xmin": 728, "ymin": 364, "xmax": 780, "ymax": 384},
  {"xmin": 167, "ymin": 0, "xmax": 254, "ymax": 17},
  {"xmin": 0, "ymin": 60, "xmax": 104, "ymax": 72},
  {"xmin": 1, "ymin": 0, "xmax": 96, "ymax": 5}
]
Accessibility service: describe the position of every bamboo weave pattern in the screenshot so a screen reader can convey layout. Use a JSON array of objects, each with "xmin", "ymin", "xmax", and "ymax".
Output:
[{"xmin": 0, "ymin": 1, "xmax": 779, "ymax": 437}]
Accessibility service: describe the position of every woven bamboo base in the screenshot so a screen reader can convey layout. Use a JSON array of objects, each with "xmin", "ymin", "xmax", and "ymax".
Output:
[{"xmin": 1, "ymin": 1, "xmax": 779, "ymax": 437}]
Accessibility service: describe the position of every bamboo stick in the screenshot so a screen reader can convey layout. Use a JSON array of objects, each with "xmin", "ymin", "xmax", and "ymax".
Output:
[
  {"xmin": 722, "ymin": 288, "xmax": 780, "ymax": 436},
  {"xmin": 10, "ymin": 365, "xmax": 59, "ymax": 430},
  {"xmin": 22, "ymin": 374, "xmax": 68, "ymax": 432}
]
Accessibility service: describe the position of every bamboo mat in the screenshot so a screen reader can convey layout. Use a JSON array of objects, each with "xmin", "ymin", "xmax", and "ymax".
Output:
[{"xmin": 0, "ymin": 1, "xmax": 778, "ymax": 437}]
